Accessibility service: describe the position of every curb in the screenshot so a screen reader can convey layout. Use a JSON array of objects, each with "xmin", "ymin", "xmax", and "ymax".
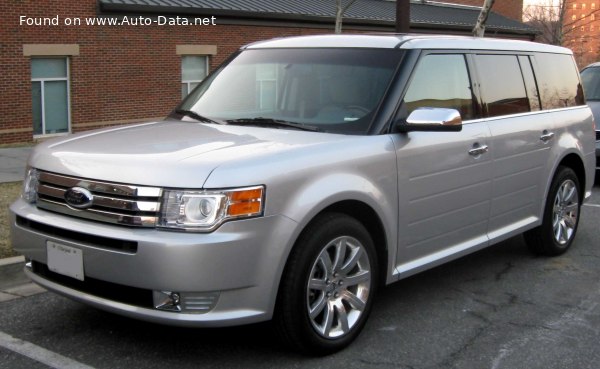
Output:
[
  {"xmin": 0, "ymin": 255, "xmax": 29, "ymax": 292},
  {"xmin": 0, "ymin": 255, "xmax": 25, "ymax": 267}
]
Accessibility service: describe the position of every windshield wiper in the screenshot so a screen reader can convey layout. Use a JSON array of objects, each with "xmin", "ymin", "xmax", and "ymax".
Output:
[
  {"xmin": 225, "ymin": 118, "xmax": 321, "ymax": 132},
  {"xmin": 174, "ymin": 109, "xmax": 225, "ymax": 125}
]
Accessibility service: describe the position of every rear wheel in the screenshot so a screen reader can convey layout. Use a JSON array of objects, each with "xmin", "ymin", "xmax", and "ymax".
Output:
[
  {"xmin": 525, "ymin": 166, "xmax": 581, "ymax": 256},
  {"xmin": 275, "ymin": 213, "xmax": 377, "ymax": 355}
]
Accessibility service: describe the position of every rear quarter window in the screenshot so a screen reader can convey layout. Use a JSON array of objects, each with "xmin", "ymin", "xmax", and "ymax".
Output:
[
  {"xmin": 534, "ymin": 53, "xmax": 584, "ymax": 109},
  {"xmin": 581, "ymin": 66, "xmax": 600, "ymax": 101}
]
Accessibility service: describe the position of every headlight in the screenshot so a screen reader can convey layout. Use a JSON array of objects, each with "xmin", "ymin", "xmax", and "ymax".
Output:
[
  {"xmin": 22, "ymin": 168, "xmax": 39, "ymax": 204},
  {"xmin": 159, "ymin": 186, "xmax": 264, "ymax": 231}
]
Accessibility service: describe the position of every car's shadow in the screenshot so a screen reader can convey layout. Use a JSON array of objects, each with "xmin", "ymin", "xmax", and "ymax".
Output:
[{"xmin": 18, "ymin": 235, "xmax": 536, "ymax": 362}]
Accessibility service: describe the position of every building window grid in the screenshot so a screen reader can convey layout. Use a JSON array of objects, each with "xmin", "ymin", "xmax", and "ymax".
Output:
[
  {"xmin": 181, "ymin": 56, "xmax": 209, "ymax": 98},
  {"xmin": 256, "ymin": 64, "xmax": 278, "ymax": 111},
  {"xmin": 583, "ymin": 3, "xmax": 587, "ymax": 9},
  {"xmin": 31, "ymin": 58, "xmax": 71, "ymax": 137}
]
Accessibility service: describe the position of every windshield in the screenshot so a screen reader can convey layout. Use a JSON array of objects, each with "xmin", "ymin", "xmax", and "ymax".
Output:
[
  {"xmin": 581, "ymin": 67, "xmax": 600, "ymax": 101},
  {"xmin": 174, "ymin": 48, "xmax": 403, "ymax": 134}
]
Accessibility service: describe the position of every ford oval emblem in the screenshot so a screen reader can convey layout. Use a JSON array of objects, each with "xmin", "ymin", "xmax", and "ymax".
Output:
[{"xmin": 64, "ymin": 187, "xmax": 94, "ymax": 209}]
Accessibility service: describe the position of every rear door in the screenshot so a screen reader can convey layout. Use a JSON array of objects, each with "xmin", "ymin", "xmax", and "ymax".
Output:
[{"xmin": 474, "ymin": 54, "xmax": 552, "ymax": 242}]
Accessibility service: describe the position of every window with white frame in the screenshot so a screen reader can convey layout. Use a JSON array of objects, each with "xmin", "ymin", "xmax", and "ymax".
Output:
[
  {"xmin": 255, "ymin": 64, "xmax": 278, "ymax": 111},
  {"xmin": 181, "ymin": 55, "xmax": 208, "ymax": 98},
  {"xmin": 31, "ymin": 58, "xmax": 70, "ymax": 136}
]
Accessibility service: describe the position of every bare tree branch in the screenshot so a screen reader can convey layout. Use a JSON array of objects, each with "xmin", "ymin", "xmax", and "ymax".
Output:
[
  {"xmin": 334, "ymin": 0, "xmax": 357, "ymax": 34},
  {"xmin": 473, "ymin": 0, "xmax": 496, "ymax": 37}
]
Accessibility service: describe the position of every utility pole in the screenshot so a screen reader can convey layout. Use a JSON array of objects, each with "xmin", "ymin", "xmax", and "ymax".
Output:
[{"xmin": 396, "ymin": 0, "xmax": 410, "ymax": 33}]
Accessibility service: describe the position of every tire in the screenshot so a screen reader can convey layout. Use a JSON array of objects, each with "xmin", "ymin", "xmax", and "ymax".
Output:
[
  {"xmin": 524, "ymin": 166, "xmax": 581, "ymax": 256},
  {"xmin": 275, "ymin": 213, "xmax": 378, "ymax": 355}
]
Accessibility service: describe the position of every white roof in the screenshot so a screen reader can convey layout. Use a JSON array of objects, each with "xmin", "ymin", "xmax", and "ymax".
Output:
[{"xmin": 244, "ymin": 34, "xmax": 572, "ymax": 54}]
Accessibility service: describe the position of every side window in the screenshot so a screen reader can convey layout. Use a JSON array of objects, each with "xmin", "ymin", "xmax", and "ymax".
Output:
[
  {"xmin": 534, "ymin": 53, "xmax": 584, "ymax": 109},
  {"xmin": 518, "ymin": 56, "xmax": 541, "ymax": 112},
  {"xmin": 403, "ymin": 54, "xmax": 475, "ymax": 120},
  {"xmin": 31, "ymin": 58, "xmax": 70, "ymax": 136},
  {"xmin": 181, "ymin": 55, "xmax": 208, "ymax": 99},
  {"xmin": 476, "ymin": 54, "xmax": 530, "ymax": 117}
]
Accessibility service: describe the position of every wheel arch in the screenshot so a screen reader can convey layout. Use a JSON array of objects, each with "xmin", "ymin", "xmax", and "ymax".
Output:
[
  {"xmin": 277, "ymin": 199, "xmax": 390, "ymax": 303},
  {"xmin": 316, "ymin": 200, "xmax": 389, "ymax": 288},
  {"xmin": 556, "ymin": 153, "xmax": 586, "ymax": 202}
]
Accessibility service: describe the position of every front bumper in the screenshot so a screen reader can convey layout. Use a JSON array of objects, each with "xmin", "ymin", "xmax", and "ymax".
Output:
[{"xmin": 10, "ymin": 198, "xmax": 298, "ymax": 327}]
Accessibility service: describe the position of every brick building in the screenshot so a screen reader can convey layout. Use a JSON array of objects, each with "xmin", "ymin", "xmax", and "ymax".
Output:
[
  {"xmin": 0, "ymin": 0, "xmax": 532, "ymax": 145},
  {"xmin": 437, "ymin": 0, "xmax": 524, "ymax": 21},
  {"xmin": 563, "ymin": 0, "xmax": 600, "ymax": 67}
]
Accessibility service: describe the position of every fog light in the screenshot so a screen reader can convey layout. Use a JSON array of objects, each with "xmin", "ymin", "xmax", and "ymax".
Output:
[
  {"xmin": 152, "ymin": 290, "xmax": 220, "ymax": 314},
  {"xmin": 153, "ymin": 291, "xmax": 181, "ymax": 312}
]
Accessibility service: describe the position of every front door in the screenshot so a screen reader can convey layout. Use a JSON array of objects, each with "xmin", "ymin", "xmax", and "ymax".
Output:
[{"xmin": 391, "ymin": 53, "xmax": 492, "ymax": 277}]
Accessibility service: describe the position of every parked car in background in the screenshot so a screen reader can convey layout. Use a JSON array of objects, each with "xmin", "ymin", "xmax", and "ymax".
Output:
[
  {"xmin": 580, "ymin": 62, "xmax": 600, "ymax": 173},
  {"xmin": 11, "ymin": 35, "xmax": 596, "ymax": 355}
]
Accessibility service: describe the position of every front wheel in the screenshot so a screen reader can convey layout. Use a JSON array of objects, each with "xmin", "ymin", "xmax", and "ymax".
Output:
[
  {"xmin": 275, "ymin": 213, "xmax": 378, "ymax": 355},
  {"xmin": 524, "ymin": 166, "xmax": 581, "ymax": 256}
]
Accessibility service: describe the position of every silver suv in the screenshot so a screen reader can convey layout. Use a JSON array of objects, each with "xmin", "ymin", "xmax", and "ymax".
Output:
[
  {"xmin": 11, "ymin": 35, "xmax": 596, "ymax": 354},
  {"xmin": 580, "ymin": 62, "xmax": 600, "ymax": 171}
]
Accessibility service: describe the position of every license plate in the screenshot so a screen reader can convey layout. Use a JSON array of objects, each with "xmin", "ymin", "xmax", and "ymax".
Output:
[{"xmin": 46, "ymin": 241, "xmax": 84, "ymax": 281}]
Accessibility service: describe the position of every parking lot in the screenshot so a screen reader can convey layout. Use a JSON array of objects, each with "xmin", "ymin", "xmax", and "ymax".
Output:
[{"xmin": 1, "ymin": 184, "xmax": 600, "ymax": 369}]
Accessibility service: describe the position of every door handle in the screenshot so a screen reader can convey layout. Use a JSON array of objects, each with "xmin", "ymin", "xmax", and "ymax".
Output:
[
  {"xmin": 540, "ymin": 131, "xmax": 555, "ymax": 143},
  {"xmin": 469, "ymin": 144, "xmax": 489, "ymax": 156}
]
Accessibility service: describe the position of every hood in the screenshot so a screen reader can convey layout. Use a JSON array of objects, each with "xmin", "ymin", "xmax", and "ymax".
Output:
[{"xmin": 30, "ymin": 120, "xmax": 344, "ymax": 188}]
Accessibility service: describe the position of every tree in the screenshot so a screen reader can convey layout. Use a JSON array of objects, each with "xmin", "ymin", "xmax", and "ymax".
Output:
[
  {"xmin": 334, "ymin": 0, "xmax": 357, "ymax": 34},
  {"xmin": 473, "ymin": 0, "xmax": 496, "ymax": 37},
  {"xmin": 523, "ymin": 0, "xmax": 568, "ymax": 45},
  {"xmin": 524, "ymin": 0, "xmax": 600, "ymax": 65},
  {"xmin": 524, "ymin": 0, "xmax": 600, "ymax": 46}
]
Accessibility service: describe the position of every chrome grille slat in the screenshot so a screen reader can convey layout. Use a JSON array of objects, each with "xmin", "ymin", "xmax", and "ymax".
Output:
[
  {"xmin": 37, "ymin": 184, "xmax": 65, "ymax": 199},
  {"xmin": 37, "ymin": 200, "xmax": 158, "ymax": 227},
  {"xmin": 93, "ymin": 196, "xmax": 161, "ymax": 212},
  {"xmin": 38, "ymin": 171, "xmax": 162, "ymax": 198},
  {"xmin": 36, "ymin": 171, "xmax": 162, "ymax": 227}
]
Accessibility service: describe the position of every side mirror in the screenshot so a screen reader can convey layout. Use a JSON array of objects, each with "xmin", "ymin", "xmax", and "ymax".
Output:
[{"xmin": 396, "ymin": 108, "xmax": 463, "ymax": 132}]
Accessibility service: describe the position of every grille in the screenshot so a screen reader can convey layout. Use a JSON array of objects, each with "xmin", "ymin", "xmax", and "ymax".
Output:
[
  {"xmin": 31, "ymin": 261, "xmax": 153, "ymax": 308},
  {"xmin": 36, "ymin": 171, "xmax": 162, "ymax": 227},
  {"xmin": 16, "ymin": 216, "xmax": 137, "ymax": 253}
]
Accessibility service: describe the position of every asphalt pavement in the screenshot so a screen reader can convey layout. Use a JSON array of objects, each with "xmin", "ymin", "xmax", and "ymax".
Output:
[
  {"xmin": 0, "ymin": 147, "xmax": 31, "ymax": 183},
  {"xmin": 0, "ymin": 146, "xmax": 37, "ymax": 303}
]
